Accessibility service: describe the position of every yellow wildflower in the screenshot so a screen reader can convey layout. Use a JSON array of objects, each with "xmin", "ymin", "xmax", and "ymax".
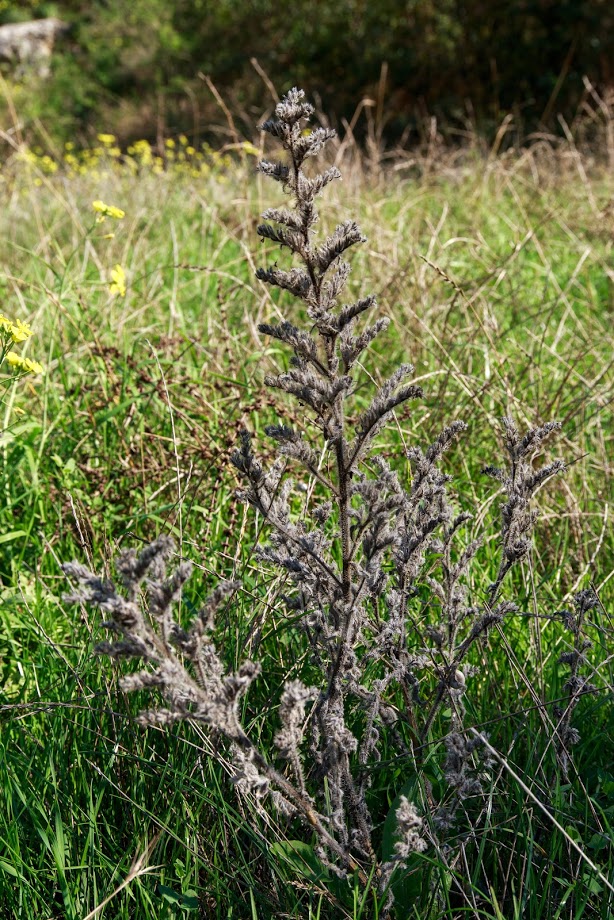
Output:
[
  {"xmin": 0, "ymin": 315, "xmax": 33, "ymax": 343},
  {"xmin": 6, "ymin": 352, "xmax": 44, "ymax": 374},
  {"xmin": 241, "ymin": 141, "xmax": 261, "ymax": 157},
  {"xmin": 0, "ymin": 314, "xmax": 14, "ymax": 335},
  {"xmin": 97, "ymin": 133, "xmax": 116, "ymax": 145},
  {"xmin": 10, "ymin": 319, "xmax": 33, "ymax": 343},
  {"xmin": 129, "ymin": 139, "xmax": 153, "ymax": 167},
  {"xmin": 40, "ymin": 155, "xmax": 58, "ymax": 174},
  {"xmin": 92, "ymin": 200, "xmax": 126, "ymax": 222},
  {"xmin": 109, "ymin": 264, "xmax": 127, "ymax": 297}
]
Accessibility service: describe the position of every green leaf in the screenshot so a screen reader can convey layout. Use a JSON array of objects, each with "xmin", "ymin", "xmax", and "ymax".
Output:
[
  {"xmin": 0, "ymin": 859, "xmax": 19, "ymax": 878},
  {"xmin": 588, "ymin": 833, "xmax": 610, "ymax": 853},
  {"xmin": 157, "ymin": 884, "xmax": 199, "ymax": 911},
  {"xmin": 269, "ymin": 839, "xmax": 329, "ymax": 884},
  {"xmin": 0, "ymin": 531, "xmax": 27, "ymax": 544},
  {"xmin": 582, "ymin": 873, "xmax": 603, "ymax": 895}
]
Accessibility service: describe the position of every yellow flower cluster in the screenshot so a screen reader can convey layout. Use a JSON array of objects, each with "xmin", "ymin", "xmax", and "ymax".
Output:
[
  {"xmin": 109, "ymin": 264, "xmax": 127, "ymax": 297},
  {"xmin": 14, "ymin": 133, "xmax": 238, "ymax": 182},
  {"xmin": 6, "ymin": 352, "xmax": 44, "ymax": 375},
  {"xmin": 0, "ymin": 314, "xmax": 33, "ymax": 343},
  {"xmin": 92, "ymin": 199, "xmax": 126, "ymax": 222},
  {"xmin": 0, "ymin": 314, "xmax": 44, "ymax": 375}
]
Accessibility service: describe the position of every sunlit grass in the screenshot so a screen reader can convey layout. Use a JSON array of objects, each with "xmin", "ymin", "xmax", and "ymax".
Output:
[{"xmin": 0, "ymin": 136, "xmax": 612, "ymax": 918}]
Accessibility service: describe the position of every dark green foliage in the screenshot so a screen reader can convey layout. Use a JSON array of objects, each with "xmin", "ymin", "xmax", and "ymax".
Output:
[{"xmin": 3, "ymin": 0, "xmax": 613, "ymax": 148}]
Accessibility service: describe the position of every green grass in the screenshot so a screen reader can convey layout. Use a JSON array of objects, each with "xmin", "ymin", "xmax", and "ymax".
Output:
[{"xmin": 0, "ymin": 142, "xmax": 612, "ymax": 918}]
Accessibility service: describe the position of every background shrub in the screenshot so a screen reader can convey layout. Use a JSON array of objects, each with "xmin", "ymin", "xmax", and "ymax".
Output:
[{"xmin": 1, "ymin": 0, "xmax": 613, "ymax": 149}]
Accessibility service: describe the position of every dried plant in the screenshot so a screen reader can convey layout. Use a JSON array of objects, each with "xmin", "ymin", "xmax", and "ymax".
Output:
[
  {"xmin": 63, "ymin": 88, "xmax": 580, "ymax": 905},
  {"xmin": 552, "ymin": 588, "xmax": 599, "ymax": 779}
]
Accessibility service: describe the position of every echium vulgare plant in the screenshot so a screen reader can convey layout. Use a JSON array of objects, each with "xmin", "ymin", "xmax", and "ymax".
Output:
[{"xmin": 63, "ymin": 89, "xmax": 583, "ymax": 898}]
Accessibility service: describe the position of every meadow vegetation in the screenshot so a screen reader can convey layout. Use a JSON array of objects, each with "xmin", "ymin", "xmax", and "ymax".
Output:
[{"xmin": 0, "ymin": 89, "xmax": 612, "ymax": 918}]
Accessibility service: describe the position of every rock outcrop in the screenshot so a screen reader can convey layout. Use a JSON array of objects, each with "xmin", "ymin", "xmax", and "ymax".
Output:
[{"xmin": 0, "ymin": 18, "xmax": 71, "ymax": 78}]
